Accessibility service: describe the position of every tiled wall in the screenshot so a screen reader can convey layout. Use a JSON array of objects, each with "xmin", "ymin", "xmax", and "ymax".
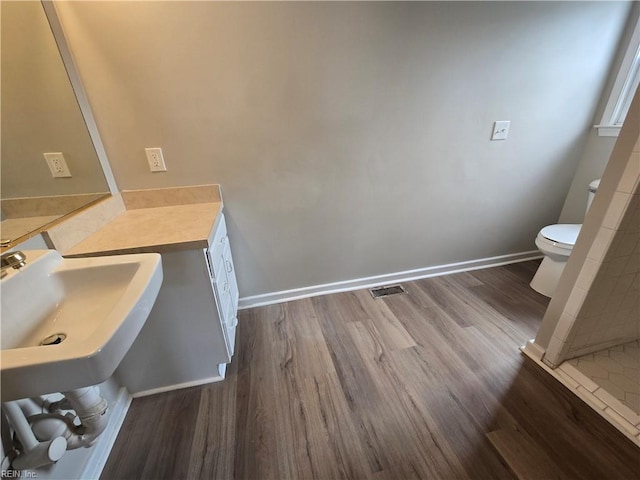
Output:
[
  {"xmin": 545, "ymin": 133, "xmax": 640, "ymax": 364},
  {"xmin": 568, "ymin": 185, "xmax": 639, "ymax": 357}
]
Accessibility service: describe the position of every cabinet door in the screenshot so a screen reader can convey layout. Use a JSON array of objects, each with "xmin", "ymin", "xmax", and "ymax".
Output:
[
  {"xmin": 209, "ymin": 213, "xmax": 229, "ymax": 275},
  {"xmin": 205, "ymin": 212, "xmax": 239, "ymax": 357},
  {"xmin": 220, "ymin": 242, "xmax": 238, "ymax": 355},
  {"xmin": 117, "ymin": 248, "xmax": 231, "ymax": 395},
  {"xmin": 222, "ymin": 241, "xmax": 239, "ymax": 310}
]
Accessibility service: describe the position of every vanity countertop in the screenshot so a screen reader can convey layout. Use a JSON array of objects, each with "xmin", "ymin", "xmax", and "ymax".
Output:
[{"xmin": 52, "ymin": 185, "xmax": 224, "ymax": 257}]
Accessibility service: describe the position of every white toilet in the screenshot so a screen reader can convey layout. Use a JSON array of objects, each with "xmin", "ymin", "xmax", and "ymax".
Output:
[{"xmin": 530, "ymin": 179, "xmax": 600, "ymax": 297}]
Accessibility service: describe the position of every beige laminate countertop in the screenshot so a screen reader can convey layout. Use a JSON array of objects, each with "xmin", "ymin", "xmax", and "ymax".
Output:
[{"xmin": 64, "ymin": 202, "xmax": 223, "ymax": 257}]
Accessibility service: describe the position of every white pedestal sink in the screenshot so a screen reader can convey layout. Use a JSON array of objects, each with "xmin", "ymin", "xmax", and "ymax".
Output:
[{"xmin": 1, "ymin": 250, "xmax": 163, "ymax": 402}]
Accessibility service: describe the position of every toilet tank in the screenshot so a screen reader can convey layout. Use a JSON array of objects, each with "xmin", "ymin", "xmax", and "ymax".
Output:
[{"xmin": 586, "ymin": 178, "xmax": 600, "ymax": 216}]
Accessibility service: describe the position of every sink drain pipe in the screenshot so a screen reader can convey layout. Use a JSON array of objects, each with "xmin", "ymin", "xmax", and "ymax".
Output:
[
  {"xmin": 3, "ymin": 402, "xmax": 67, "ymax": 470},
  {"xmin": 3, "ymin": 386, "xmax": 110, "ymax": 470},
  {"xmin": 61, "ymin": 386, "xmax": 110, "ymax": 449}
]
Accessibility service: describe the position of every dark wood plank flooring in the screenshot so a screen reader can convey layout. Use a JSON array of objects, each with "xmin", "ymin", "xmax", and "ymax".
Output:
[{"xmin": 102, "ymin": 261, "xmax": 640, "ymax": 479}]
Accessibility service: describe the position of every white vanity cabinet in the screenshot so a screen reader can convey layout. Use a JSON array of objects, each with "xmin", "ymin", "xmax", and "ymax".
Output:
[
  {"xmin": 114, "ymin": 213, "xmax": 239, "ymax": 396},
  {"xmin": 205, "ymin": 213, "xmax": 239, "ymax": 358}
]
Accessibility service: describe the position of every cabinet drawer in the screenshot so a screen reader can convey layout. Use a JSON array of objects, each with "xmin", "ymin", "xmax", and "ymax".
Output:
[
  {"xmin": 209, "ymin": 213, "xmax": 228, "ymax": 274},
  {"xmin": 215, "ymin": 275, "xmax": 232, "ymax": 321}
]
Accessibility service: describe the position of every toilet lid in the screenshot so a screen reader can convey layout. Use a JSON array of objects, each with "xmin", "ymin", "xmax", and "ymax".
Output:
[{"xmin": 540, "ymin": 224, "xmax": 581, "ymax": 247}]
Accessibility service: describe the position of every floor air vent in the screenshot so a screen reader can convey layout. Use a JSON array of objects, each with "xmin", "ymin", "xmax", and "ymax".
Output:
[{"xmin": 369, "ymin": 284, "xmax": 407, "ymax": 298}]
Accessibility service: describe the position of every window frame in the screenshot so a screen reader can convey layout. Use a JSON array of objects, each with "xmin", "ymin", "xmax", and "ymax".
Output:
[{"xmin": 595, "ymin": 17, "xmax": 640, "ymax": 137}]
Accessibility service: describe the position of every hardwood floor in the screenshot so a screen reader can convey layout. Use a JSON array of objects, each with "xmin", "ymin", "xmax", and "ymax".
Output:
[{"xmin": 101, "ymin": 261, "xmax": 640, "ymax": 480}]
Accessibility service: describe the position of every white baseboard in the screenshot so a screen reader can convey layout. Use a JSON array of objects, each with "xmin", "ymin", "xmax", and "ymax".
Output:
[
  {"xmin": 131, "ymin": 373, "xmax": 225, "ymax": 399},
  {"xmin": 521, "ymin": 339, "xmax": 546, "ymax": 362},
  {"xmin": 239, "ymin": 250, "xmax": 542, "ymax": 310},
  {"xmin": 80, "ymin": 387, "xmax": 132, "ymax": 480}
]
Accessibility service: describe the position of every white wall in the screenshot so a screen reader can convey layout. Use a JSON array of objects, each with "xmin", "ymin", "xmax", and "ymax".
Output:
[{"xmin": 56, "ymin": 1, "xmax": 632, "ymax": 297}]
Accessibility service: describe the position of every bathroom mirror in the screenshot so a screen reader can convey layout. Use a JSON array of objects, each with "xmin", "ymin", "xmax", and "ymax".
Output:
[{"xmin": 0, "ymin": 1, "xmax": 116, "ymax": 247}]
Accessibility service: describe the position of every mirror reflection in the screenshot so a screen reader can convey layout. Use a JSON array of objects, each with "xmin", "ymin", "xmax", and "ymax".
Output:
[{"xmin": 1, "ymin": 1, "xmax": 110, "ymax": 245}]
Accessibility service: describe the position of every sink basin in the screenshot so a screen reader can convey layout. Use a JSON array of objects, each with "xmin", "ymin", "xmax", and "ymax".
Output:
[{"xmin": 1, "ymin": 250, "xmax": 163, "ymax": 401}]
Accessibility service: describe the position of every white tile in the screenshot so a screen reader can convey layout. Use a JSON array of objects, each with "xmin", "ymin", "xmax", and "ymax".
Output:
[
  {"xmin": 603, "ymin": 407, "xmax": 640, "ymax": 437},
  {"xmin": 602, "ymin": 191, "xmax": 632, "ymax": 229},
  {"xmin": 605, "ymin": 293, "xmax": 626, "ymax": 313},
  {"xmin": 623, "ymin": 365, "xmax": 639, "ymax": 380},
  {"xmin": 575, "ymin": 385, "xmax": 607, "ymax": 409},
  {"xmin": 575, "ymin": 357, "xmax": 611, "ymax": 380},
  {"xmin": 618, "ymin": 152, "xmax": 640, "ymax": 194},
  {"xmin": 624, "ymin": 392, "xmax": 640, "ymax": 416},
  {"xmin": 568, "ymin": 333, "xmax": 591, "ymax": 354},
  {"xmin": 620, "ymin": 195, "xmax": 640, "ymax": 233},
  {"xmin": 587, "ymin": 227, "xmax": 616, "ymax": 262},
  {"xmin": 607, "ymin": 398, "xmax": 640, "ymax": 424},
  {"xmin": 555, "ymin": 367, "xmax": 580, "ymax": 389},
  {"xmin": 553, "ymin": 312, "xmax": 577, "ymax": 342},
  {"xmin": 575, "ymin": 371, "xmax": 602, "ymax": 393},
  {"xmin": 595, "ymin": 385, "xmax": 625, "ymax": 405},
  {"xmin": 545, "ymin": 336, "xmax": 565, "ymax": 366},
  {"xmin": 560, "ymin": 362, "xmax": 601, "ymax": 392},
  {"xmin": 624, "ymin": 213, "xmax": 640, "ymax": 234},
  {"xmin": 621, "ymin": 290, "xmax": 639, "ymax": 310},
  {"xmin": 576, "ymin": 258, "xmax": 602, "ymax": 290},
  {"xmin": 565, "ymin": 325, "xmax": 579, "ymax": 344},
  {"xmin": 614, "ymin": 233, "xmax": 638, "ymax": 258},
  {"xmin": 614, "ymin": 308, "xmax": 636, "ymax": 326},
  {"xmin": 595, "ymin": 357, "xmax": 625, "ymax": 376},
  {"xmin": 574, "ymin": 314, "xmax": 599, "ymax": 335},
  {"xmin": 612, "ymin": 273, "xmax": 637, "ymax": 295},
  {"xmin": 609, "ymin": 371, "xmax": 639, "ymax": 393},
  {"xmin": 564, "ymin": 287, "xmax": 587, "ymax": 319},
  {"xmin": 623, "ymin": 256, "xmax": 639, "ymax": 275},
  {"xmin": 606, "ymin": 256, "xmax": 629, "ymax": 278},
  {"xmin": 596, "ymin": 275, "xmax": 619, "ymax": 298},
  {"xmin": 581, "ymin": 293, "xmax": 608, "ymax": 316},
  {"xmin": 620, "ymin": 325, "xmax": 639, "ymax": 341}
]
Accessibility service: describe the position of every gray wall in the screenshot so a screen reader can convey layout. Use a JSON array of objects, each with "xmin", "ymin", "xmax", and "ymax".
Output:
[
  {"xmin": 1, "ymin": 1, "xmax": 109, "ymax": 198},
  {"xmin": 559, "ymin": 132, "xmax": 618, "ymax": 223},
  {"xmin": 559, "ymin": 3, "xmax": 639, "ymax": 223},
  {"xmin": 56, "ymin": 1, "xmax": 632, "ymax": 297}
]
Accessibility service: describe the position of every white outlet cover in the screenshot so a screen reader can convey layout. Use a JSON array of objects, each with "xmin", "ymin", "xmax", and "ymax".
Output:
[
  {"xmin": 43, "ymin": 152, "xmax": 72, "ymax": 178},
  {"xmin": 491, "ymin": 120, "xmax": 511, "ymax": 141},
  {"xmin": 145, "ymin": 147, "xmax": 167, "ymax": 172}
]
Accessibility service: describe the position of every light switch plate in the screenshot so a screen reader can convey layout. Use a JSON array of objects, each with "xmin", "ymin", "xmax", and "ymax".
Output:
[{"xmin": 491, "ymin": 121, "xmax": 510, "ymax": 141}]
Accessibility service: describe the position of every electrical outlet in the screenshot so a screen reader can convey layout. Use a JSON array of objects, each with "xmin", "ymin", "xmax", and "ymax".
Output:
[
  {"xmin": 145, "ymin": 147, "xmax": 167, "ymax": 172},
  {"xmin": 43, "ymin": 152, "xmax": 72, "ymax": 178},
  {"xmin": 491, "ymin": 121, "xmax": 510, "ymax": 141}
]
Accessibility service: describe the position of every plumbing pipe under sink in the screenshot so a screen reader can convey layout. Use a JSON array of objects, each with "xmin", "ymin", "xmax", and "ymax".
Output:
[{"xmin": 3, "ymin": 385, "xmax": 110, "ymax": 470}]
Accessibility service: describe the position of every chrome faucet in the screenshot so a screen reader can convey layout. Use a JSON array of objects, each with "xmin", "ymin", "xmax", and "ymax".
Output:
[{"xmin": 1, "ymin": 251, "xmax": 27, "ymax": 278}]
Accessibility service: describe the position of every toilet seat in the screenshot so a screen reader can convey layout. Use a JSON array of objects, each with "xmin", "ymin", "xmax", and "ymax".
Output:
[
  {"xmin": 531, "ymin": 224, "xmax": 581, "ymax": 297},
  {"xmin": 539, "ymin": 224, "xmax": 581, "ymax": 249},
  {"xmin": 531, "ymin": 179, "xmax": 598, "ymax": 298},
  {"xmin": 535, "ymin": 224, "xmax": 581, "ymax": 262}
]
